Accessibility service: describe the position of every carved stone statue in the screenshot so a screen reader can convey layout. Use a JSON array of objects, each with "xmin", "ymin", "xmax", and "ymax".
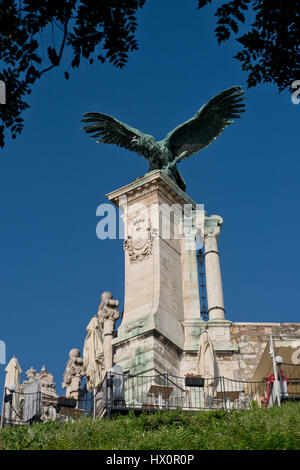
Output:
[
  {"xmin": 97, "ymin": 291, "xmax": 120, "ymax": 327},
  {"xmin": 62, "ymin": 348, "xmax": 85, "ymax": 400},
  {"xmin": 37, "ymin": 366, "xmax": 57, "ymax": 421},
  {"xmin": 97, "ymin": 292, "xmax": 120, "ymax": 371},
  {"xmin": 81, "ymin": 86, "xmax": 245, "ymax": 192},
  {"xmin": 23, "ymin": 366, "xmax": 38, "ymax": 384},
  {"xmin": 21, "ymin": 365, "xmax": 58, "ymax": 422},
  {"xmin": 38, "ymin": 366, "xmax": 57, "ymax": 397}
]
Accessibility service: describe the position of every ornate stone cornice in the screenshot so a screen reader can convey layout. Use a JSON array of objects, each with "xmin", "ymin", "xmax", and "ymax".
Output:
[
  {"xmin": 106, "ymin": 170, "xmax": 197, "ymax": 208},
  {"xmin": 121, "ymin": 182, "xmax": 160, "ymax": 205},
  {"xmin": 204, "ymin": 214, "xmax": 223, "ymax": 239}
]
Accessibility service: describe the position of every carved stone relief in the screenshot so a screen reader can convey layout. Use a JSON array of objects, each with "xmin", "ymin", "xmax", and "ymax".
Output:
[{"xmin": 124, "ymin": 215, "xmax": 158, "ymax": 263}]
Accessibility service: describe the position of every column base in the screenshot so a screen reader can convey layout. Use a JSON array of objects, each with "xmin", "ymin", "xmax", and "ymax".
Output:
[
  {"xmin": 206, "ymin": 319, "xmax": 238, "ymax": 353},
  {"xmin": 208, "ymin": 306, "xmax": 226, "ymax": 322}
]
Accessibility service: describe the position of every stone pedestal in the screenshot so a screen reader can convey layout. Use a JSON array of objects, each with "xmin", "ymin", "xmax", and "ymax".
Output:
[{"xmin": 107, "ymin": 170, "xmax": 204, "ymax": 376}]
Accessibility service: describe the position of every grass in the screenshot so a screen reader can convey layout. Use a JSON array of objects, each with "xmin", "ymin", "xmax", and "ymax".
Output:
[{"xmin": 0, "ymin": 402, "xmax": 299, "ymax": 450}]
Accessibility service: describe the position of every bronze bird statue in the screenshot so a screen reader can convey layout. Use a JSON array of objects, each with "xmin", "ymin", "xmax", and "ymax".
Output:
[{"xmin": 81, "ymin": 86, "xmax": 245, "ymax": 192}]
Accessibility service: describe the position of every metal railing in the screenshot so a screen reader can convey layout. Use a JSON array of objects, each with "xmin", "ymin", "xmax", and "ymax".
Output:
[
  {"xmin": 277, "ymin": 362, "xmax": 300, "ymax": 402},
  {"xmin": 94, "ymin": 372, "xmax": 268, "ymax": 417},
  {"xmin": 2, "ymin": 365, "xmax": 299, "ymax": 426}
]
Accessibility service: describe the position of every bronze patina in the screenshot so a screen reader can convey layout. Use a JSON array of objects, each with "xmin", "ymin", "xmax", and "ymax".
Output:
[{"xmin": 81, "ymin": 86, "xmax": 245, "ymax": 192}]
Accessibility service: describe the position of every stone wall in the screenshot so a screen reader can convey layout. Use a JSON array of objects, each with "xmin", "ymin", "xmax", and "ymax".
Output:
[{"xmin": 227, "ymin": 322, "xmax": 300, "ymax": 381}]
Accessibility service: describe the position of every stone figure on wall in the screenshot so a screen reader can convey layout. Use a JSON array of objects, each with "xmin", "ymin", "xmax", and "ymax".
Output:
[
  {"xmin": 21, "ymin": 365, "xmax": 58, "ymax": 422},
  {"xmin": 62, "ymin": 348, "xmax": 85, "ymax": 400},
  {"xmin": 22, "ymin": 365, "xmax": 57, "ymax": 396},
  {"xmin": 22, "ymin": 366, "xmax": 38, "ymax": 385},
  {"xmin": 97, "ymin": 291, "xmax": 120, "ymax": 371},
  {"xmin": 82, "ymin": 292, "xmax": 120, "ymax": 393},
  {"xmin": 97, "ymin": 291, "xmax": 120, "ymax": 327},
  {"xmin": 38, "ymin": 365, "xmax": 57, "ymax": 397}
]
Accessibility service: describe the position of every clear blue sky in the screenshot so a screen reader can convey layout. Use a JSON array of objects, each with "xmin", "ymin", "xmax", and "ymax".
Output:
[{"xmin": 0, "ymin": 1, "xmax": 299, "ymax": 396}]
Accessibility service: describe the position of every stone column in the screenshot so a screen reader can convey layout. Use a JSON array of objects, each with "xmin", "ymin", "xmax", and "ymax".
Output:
[
  {"xmin": 204, "ymin": 215, "xmax": 225, "ymax": 321},
  {"xmin": 97, "ymin": 292, "xmax": 120, "ymax": 371}
]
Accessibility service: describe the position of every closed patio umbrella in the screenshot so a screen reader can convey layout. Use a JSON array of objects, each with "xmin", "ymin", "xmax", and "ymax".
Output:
[
  {"xmin": 2, "ymin": 356, "xmax": 22, "ymax": 425},
  {"xmin": 83, "ymin": 316, "xmax": 105, "ymax": 392},
  {"xmin": 196, "ymin": 330, "xmax": 219, "ymax": 404}
]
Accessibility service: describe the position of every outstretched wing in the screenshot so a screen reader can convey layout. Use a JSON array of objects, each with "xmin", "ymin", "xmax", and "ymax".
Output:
[
  {"xmin": 165, "ymin": 86, "xmax": 245, "ymax": 162},
  {"xmin": 81, "ymin": 112, "xmax": 147, "ymax": 157}
]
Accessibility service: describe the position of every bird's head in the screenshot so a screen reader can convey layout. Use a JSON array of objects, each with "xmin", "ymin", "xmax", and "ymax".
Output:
[
  {"xmin": 131, "ymin": 134, "xmax": 157, "ymax": 151},
  {"xmin": 131, "ymin": 134, "xmax": 143, "ymax": 151},
  {"xmin": 131, "ymin": 135, "xmax": 139, "ymax": 144}
]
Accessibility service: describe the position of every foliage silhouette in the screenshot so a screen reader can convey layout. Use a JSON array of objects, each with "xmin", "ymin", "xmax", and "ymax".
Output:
[
  {"xmin": 198, "ymin": 0, "xmax": 300, "ymax": 93},
  {"xmin": 0, "ymin": 0, "xmax": 145, "ymax": 147}
]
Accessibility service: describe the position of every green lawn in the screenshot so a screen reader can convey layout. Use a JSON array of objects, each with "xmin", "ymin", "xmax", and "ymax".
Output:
[{"xmin": 0, "ymin": 402, "xmax": 299, "ymax": 450}]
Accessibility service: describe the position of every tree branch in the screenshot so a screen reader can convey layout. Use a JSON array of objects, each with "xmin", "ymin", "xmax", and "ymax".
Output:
[{"xmin": 38, "ymin": 19, "xmax": 69, "ymax": 77}]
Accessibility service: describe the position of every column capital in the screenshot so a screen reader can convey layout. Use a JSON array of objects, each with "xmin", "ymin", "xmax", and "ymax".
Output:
[{"xmin": 204, "ymin": 214, "xmax": 223, "ymax": 240}]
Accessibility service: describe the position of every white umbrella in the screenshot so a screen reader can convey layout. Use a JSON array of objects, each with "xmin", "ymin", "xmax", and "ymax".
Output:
[
  {"xmin": 83, "ymin": 316, "xmax": 105, "ymax": 392},
  {"xmin": 196, "ymin": 330, "xmax": 219, "ymax": 400},
  {"xmin": 2, "ymin": 356, "xmax": 22, "ymax": 424}
]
